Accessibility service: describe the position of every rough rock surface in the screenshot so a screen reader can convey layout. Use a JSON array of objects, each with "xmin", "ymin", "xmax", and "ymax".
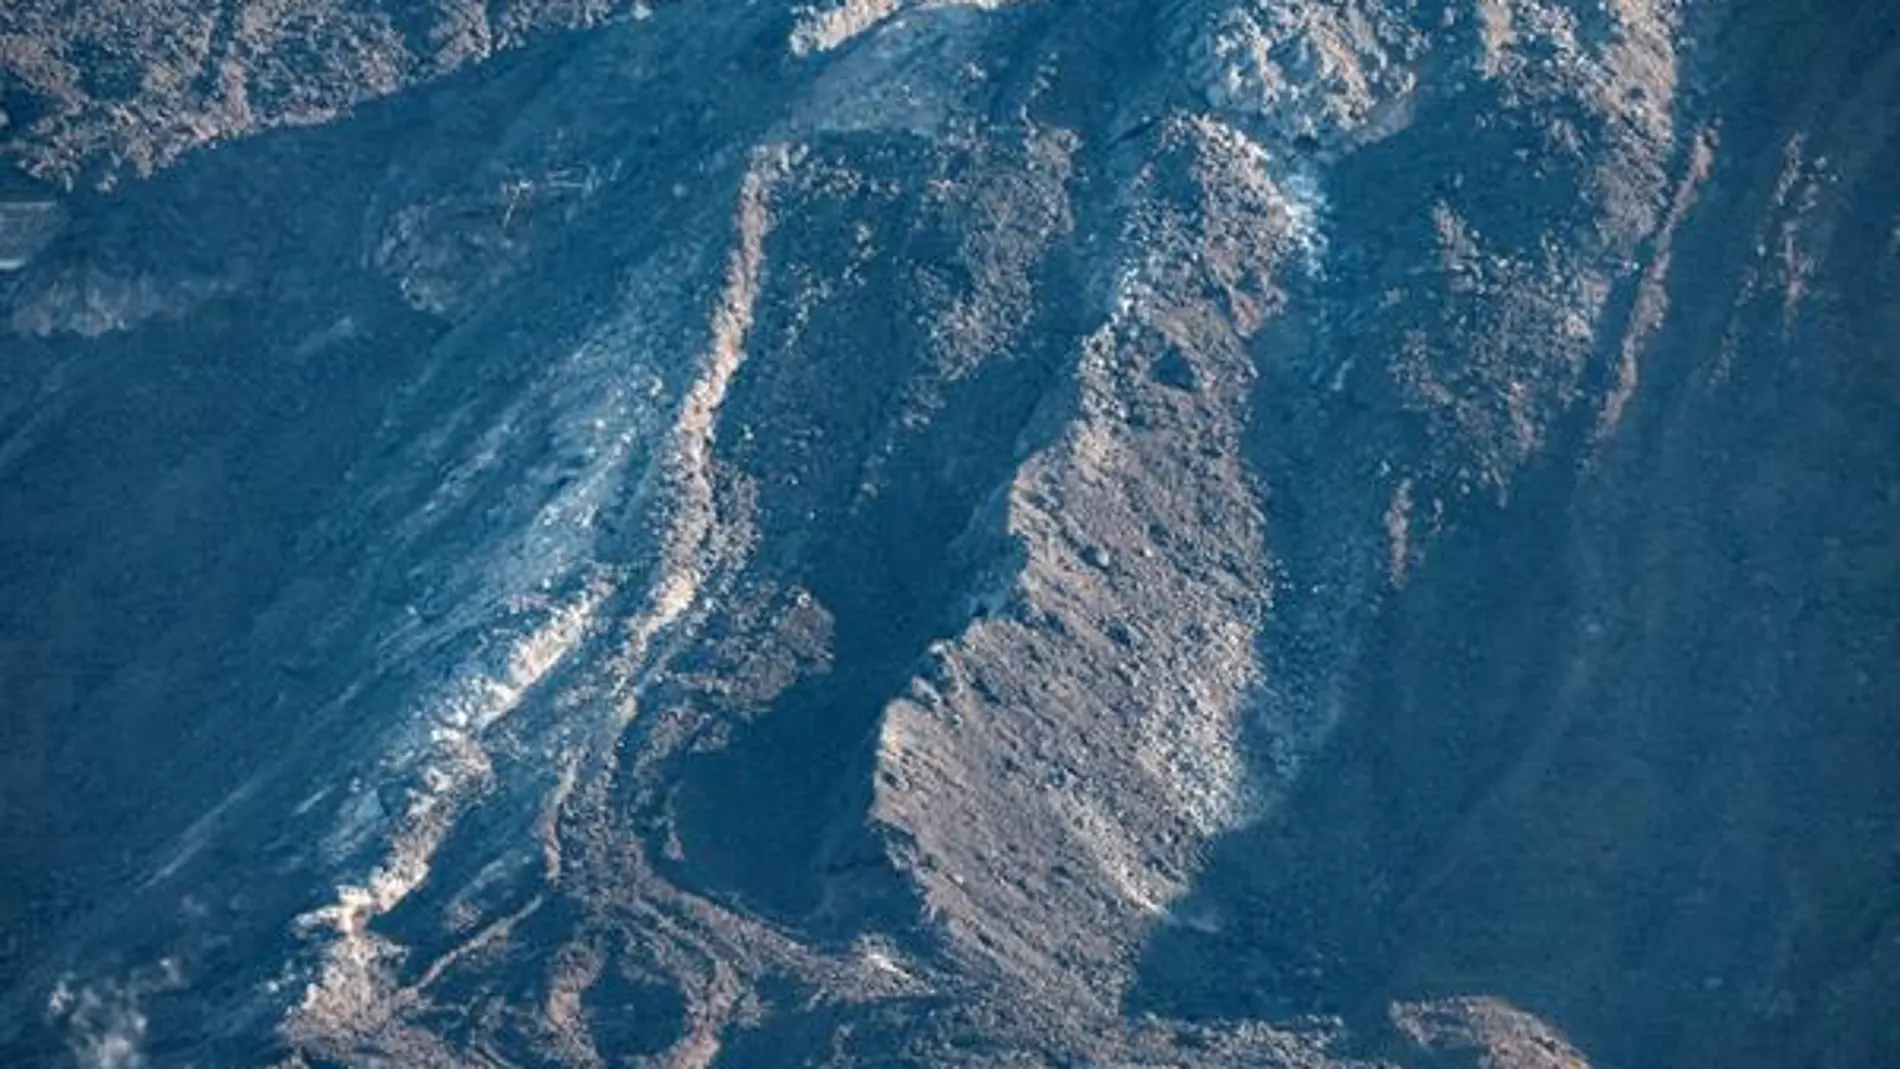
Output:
[{"xmin": 2, "ymin": 2, "xmax": 1897, "ymax": 1067}]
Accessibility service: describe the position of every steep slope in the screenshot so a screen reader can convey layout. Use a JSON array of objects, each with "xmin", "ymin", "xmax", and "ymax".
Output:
[{"xmin": 1, "ymin": 1, "xmax": 1896, "ymax": 1067}]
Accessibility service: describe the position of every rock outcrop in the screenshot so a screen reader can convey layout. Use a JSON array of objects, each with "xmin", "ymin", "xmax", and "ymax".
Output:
[{"xmin": 2, "ymin": 2, "xmax": 1896, "ymax": 1067}]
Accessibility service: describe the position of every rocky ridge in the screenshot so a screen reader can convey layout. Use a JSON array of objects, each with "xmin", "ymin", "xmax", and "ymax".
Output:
[{"xmin": 1, "ymin": 2, "xmax": 1896, "ymax": 1067}]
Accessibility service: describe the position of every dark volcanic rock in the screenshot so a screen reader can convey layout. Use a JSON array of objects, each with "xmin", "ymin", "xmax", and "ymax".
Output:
[{"xmin": 2, "ymin": 1, "xmax": 1897, "ymax": 1067}]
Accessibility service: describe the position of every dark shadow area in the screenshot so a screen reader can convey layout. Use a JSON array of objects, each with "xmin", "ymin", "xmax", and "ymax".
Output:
[
  {"xmin": 641, "ymin": 0, "xmax": 1161, "ymax": 935},
  {"xmin": 658, "ymin": 178, "xmax": 1079, "ymax": 927}
]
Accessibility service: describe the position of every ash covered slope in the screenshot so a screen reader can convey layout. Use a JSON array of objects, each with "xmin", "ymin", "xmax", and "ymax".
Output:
[{"xmin": 2, "ymin": 1, "xmax": 1897, "ymax": 1067}]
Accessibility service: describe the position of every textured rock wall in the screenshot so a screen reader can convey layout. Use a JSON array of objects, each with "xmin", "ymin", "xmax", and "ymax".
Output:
[{"xmin": 1, "ymin": 2, "xmax": 1896, "ymax": 1067}]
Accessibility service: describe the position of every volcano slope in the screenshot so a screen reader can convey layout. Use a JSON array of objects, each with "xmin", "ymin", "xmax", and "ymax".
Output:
[{"xmin": 2, "ymin": 1, "xmax": 1897, "ymax": 1066}]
